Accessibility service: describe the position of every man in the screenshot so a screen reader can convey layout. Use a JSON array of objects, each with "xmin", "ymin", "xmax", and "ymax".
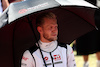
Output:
[{"xmin": 21, "ymin": 12, "xmax": 76, "ymax": 67}]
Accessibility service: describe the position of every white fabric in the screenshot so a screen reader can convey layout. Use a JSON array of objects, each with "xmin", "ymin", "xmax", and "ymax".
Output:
[
  {"xmin": 97, "ymin": 0, "xmax": 100, "ymax": 7},
  {"xmin": 83, "ymin": 61, "xmax": 89, "ymax": 67},
  {"xmin": 38, "ymin": 40, "xmax": 57, "ymax": 52},
  {"xmin": 55, "ymin": 0, "xmax": 98, "ymax": 8},
  {"xmin": 0, "ymin": 0, "xmax": 3, "ymax": 15},
  {"xmin": 21, "ymin": 41, "xmax": 76, "ymax": 67},
  {"xmin": 97, "ymin": 60, "xmax": 100, "ymax": 67}
]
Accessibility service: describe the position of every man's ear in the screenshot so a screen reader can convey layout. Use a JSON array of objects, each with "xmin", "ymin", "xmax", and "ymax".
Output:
[{"xmin": 37, "ymin": 26, "xmax": 42, "ymax": 33}]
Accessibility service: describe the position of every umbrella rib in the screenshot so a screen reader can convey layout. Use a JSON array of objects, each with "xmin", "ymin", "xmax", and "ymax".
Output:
[
  {"xmin": 59, "ymin": 7, "xmax": 95, "ymax": 28},
  {"xmin": 12, "ymin": 21, "xmax": 19, "ymax": 67}
]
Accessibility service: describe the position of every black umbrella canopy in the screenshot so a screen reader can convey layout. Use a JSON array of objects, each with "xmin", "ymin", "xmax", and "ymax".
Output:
[
  {"xmin": 0, "ymin": 0, "xmax": 98, "ymax": 43},
  {"xmin": 0, "ymin": 0, "xmax": 100, "ymax": 67}
]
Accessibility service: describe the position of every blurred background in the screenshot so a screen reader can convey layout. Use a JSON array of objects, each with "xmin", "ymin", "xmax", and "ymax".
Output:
[{"xmin": 74, "ymin": 50, "xmax": 97, "ymax": 67}]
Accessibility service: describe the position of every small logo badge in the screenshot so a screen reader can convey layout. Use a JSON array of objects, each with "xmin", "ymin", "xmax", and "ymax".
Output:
[
  {"xmin": 18, "ymin": 9, "xmax": 27, "ymax": 14},
  {"xmin": 44, "ymin": 57, "xmax": 48, "ymax": 61},
  {"xmin": 53, "ymin": 54, "xmax": 61, "ymax": 61},
  {"xmin": 22, "ymin": 56, "xmax": 28, "ymax": 61}
]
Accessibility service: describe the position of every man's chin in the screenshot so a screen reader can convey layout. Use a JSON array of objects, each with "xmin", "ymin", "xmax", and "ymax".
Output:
[{"xmin": 51, "ymin": 37, "xmax": 57, "ymax": 41}]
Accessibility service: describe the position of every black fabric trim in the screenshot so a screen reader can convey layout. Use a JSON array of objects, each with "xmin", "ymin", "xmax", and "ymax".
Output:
[
  {"xmin": 44, "ymin": 61, "xmax": 63, "ymax": 66},
  {"xmin": 29, "ymin": 44, "xmax": 38, "ymax": 54},
  {"xmin": 29, "ymin": 53, "xmax": 36, "ymax": 67},
  {"xmin": 28, "ymin": 44, "xmax": 38, "ymax": 67},
  {"xmin": 44, "ymin": 63, "xmax": 52, "ymax": 66},
  {"xmin": 58, "ymin": 42, "xmax": 67, "ymax": 49},
  {"xmin": 54, "ymin": 61, "xmax": 63, "ymax": 64}
]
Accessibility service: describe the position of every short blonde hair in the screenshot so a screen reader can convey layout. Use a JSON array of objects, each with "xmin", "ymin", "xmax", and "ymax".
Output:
[{"xmin": 36, "ymin": 12, "xmax": 56, "ymax": 27}]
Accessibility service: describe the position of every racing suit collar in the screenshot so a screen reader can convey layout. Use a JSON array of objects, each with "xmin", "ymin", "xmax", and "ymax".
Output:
[{"xmin": 38, "ymin": 40, "xmax": 57, "ymax": 52}]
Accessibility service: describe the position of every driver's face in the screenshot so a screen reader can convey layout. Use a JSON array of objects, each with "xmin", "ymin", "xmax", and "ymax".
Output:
[{"xmin": 41, "ymin": 18, "xmax": 58, "ymax": 42}]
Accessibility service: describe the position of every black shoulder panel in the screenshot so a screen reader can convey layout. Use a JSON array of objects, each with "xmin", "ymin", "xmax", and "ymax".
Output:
[
  {"xmin": 58, "ymin": 42, "xmax": 67, "ymax": 49},
  {"xmin": 29, "ymin": 44, "xmax": 38, "ymax": 54}
]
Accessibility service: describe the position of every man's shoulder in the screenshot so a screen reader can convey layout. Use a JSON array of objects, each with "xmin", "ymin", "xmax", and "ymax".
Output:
[
  {"xmin": 58, "ymin": 42, "xmax": 72, "ymax": 49},
  {"xmin": 58, "ymin": 42, "xmax": 67, "ymax": 49},
  {"xmin": 28, "ymin": 44, "xmax": 39, "ymax": 54}
]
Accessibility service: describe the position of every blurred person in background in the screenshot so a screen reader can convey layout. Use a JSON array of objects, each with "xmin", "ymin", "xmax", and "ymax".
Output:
[
  {"xmin": 0, "ymin": 0, "xmax": 9, "ymax": 15},
  {"xmin": 73, "ymin": 29, "xmax": 100, "ymax": 67},
  {"xmin": 73, "ymin": 1, "xmax": 100, "ymax": 67}
]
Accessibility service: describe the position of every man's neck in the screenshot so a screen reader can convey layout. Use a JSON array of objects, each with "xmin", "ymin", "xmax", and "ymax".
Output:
[
  {"xmin": 40, "ymin": 39, "xmax": 52, "ymax": 43},
  {"xmin": 38, "ymin": 40, "xmax": 57, "ymax": 52},
  {"xmin": 40, "ymin": 38, "xmax": 52, "ymax": 43}
]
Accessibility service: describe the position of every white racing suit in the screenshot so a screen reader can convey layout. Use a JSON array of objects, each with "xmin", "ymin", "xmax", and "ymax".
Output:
[{"xmin": 21, "ymin": 41, "xmax": 76, "ymax": 67}]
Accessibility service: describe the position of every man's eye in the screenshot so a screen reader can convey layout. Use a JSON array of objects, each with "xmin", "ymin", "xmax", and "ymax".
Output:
[
  {"xmin": 56, "ymin": 26, "xmax": 58, "ymax": 28},
  {"xmin": 48, "ymin": 26, "xmax": 52, "ymax": 29},
  {"xmin": 55, "ymin": 26, "xmax": 58, "ymax": 29}
]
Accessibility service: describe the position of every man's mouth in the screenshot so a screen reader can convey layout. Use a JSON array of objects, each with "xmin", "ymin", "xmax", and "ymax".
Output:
[{"xmin": 52, "ymin": 34, "xmax": 57, "ymax": 36}]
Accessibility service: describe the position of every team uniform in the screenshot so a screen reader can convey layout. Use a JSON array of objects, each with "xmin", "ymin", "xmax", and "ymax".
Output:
[{"xmin": 21, "ymin": 41, "xmax": 76, "ymax": 67}]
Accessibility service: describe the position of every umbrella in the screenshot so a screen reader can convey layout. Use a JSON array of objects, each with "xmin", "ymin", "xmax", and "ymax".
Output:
[{"xmin": 0, "ymin": 0, "xmax": 100, "ymax": 67}]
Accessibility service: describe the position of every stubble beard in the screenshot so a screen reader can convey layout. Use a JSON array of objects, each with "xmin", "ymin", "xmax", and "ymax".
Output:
[{"xmin": 43, "ymin": 33, "xmax": 57, "ymax": 42}]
